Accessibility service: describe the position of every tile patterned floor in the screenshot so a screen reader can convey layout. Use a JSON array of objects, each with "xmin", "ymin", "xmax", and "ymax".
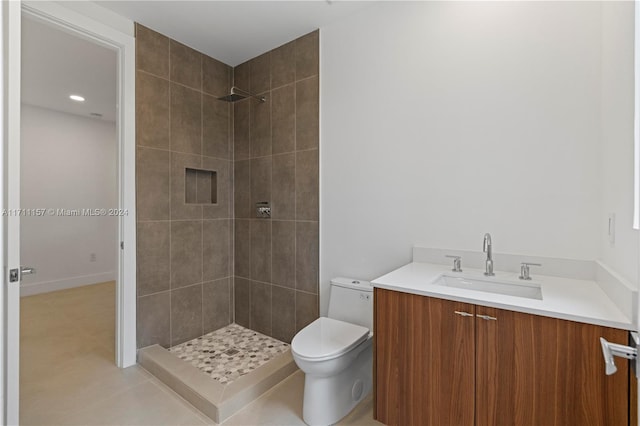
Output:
[
  {"xmin": 169, "ymin": 323, "xmax": 289, "ymax": 384},
  {"xmin": 20, "ymin": 282, "xmax": 378, "ymax": 425},
  {"xmin": 20, "ymin": 282, "xmax": 211, "ymax": 425}
]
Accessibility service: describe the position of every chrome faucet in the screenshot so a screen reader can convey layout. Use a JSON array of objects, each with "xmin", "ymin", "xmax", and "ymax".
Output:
[{"xmin": 483, "ymin": 233, "xmax": 494, "ymax": 276}]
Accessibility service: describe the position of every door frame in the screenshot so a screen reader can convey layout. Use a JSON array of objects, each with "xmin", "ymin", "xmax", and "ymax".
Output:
[{"xmin": 2, "ymin": 1, "xmax": 136, "ymax": 422}]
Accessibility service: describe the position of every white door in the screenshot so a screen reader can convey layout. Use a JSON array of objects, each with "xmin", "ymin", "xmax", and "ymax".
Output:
[
  {"xmin": 2, "ymin": 2, "xmax": 137, "ymax": 423},
  {"xmin": 2, "ymin": 0, "xmax": 22, "ymax": 423}
]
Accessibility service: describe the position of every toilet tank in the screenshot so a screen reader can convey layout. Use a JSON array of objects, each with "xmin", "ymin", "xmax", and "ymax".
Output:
[{"xmin": 327, "ymin": 277, "xmax": 373, "ymax": 331}]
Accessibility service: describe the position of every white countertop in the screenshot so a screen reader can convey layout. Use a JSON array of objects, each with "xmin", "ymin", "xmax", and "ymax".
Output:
[{"xmin": 371, "ymin": 262, "xmax": 635, "ymax": 331}]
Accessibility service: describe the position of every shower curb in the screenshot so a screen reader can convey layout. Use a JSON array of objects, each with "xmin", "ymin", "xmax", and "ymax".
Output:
[{"xmin": 138, "ymin": 344, "xmax": 298, "ymax": 423}]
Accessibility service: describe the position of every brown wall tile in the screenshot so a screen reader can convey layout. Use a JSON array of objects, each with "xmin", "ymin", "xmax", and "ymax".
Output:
[
  {"xmin": 272, "ymin": 221, "xmax": 295, "ymax": 289},
  {"xmin": 233, "ymin": 100, "xmax": 250, "ymax": 161},
  {"xmin": 234, "ymin": 219, "xmax": 251, "ymax": 278},
  {"xmin": 137, "ymin": 221, "xmax": 170, "ymax": 296},
  {"xmin": 250, "ymin": 97, "xmax": 271, "ymax": 157},
  {"xmin": 272, "ymin": 286, "xmax": 295, "ymax": 343},
  {"xmin": 295, "ymin": 149, "xmax": 319, "ymax": 221},
  {"xmin": 137, "ymin": 28, "xmax": 234, "ymax": 349},
  {"xmin": 234, "ymin": 160, "xmax": 251, "ymax": 219},
  {"xmin": 250, "ymin": 281, "xmax": 272, "ymax": 335},
  {"xmin": 170, "ymin": 220, "xmax": 203, "ymax": 288},
  {"xmin": 296, "ymin": 221, "xmax": 319, "ymax": 294},
  {"xmin": 296, "ymin": 76, "xmax": 319, "ymax": 151},
  {"xmin": 137, "ymin": 291, "xmax": 170, "ymax": 348},
  {"xmin": 295, "ymin": 30, "xmax": 319, "ymax": 81},
  {"xmin": 170, "ymin": 40, "xmax": 202, "ymax": 90},
  {"xmin": 251, "ymin": 220, "xmax": 272, "ymax": 283},
  {"xmin": 234, "ymin": 277, "xmax": 251, "ymax": 328},
  {"xmin": 137, "ymin": 147, "xmax": 170, "ymax": 221},
  {"xmin": 272, "ymin": 153, "xmax": 295, "ymax": 220},
  {"xmin": 203, "ymin": 56, "xmax": 231, "ymax": 97},
  {"xmin": 234, "ymin": 61, "xmax": 250, "ymax": 92},
  {"xmin": 136, "ymin": 24, "xmax": 169, "ymax": 78},
  {"xmin": 171, "ymin": 284, "xmax": 203, "ymax": 345},
  {"xmin": 195, "ymin": 169, "xmax": 212, "ymax": 204},
  {"xmin": 171, "ymin": 152, "xmax": 203, "ymax": 220},
  {"xmin": 271, "ymin": 41, "xmax": 295, "ymax": 89},
  {"xmin": 171, "ymin": 84, "xmax": 202, "ymax": 155},
  {"xmin": 203, "ymin": 219, "xmax": 231, "ymax": 281},
  {"xmin": 202, "ymin": 157, "xmax": 231, "ymax": 219},
  {"xmin": 295, "ymin": 291, "xmax": 318, "ymax": 332},
  {"xmin": 250, "ymin": 157, "xmax": 272, "ymax": 209},
  {"xmin": 271, "ymin": 84, "xmax": 295, "ymax": 155},
  {"xmin": 203, "ymin": 278, "xmax": 231, "ymax": 333},
  {"xmin": 203, "ymin": 95, "xmax": 230, "ymax": 159},
  {"xmin": 230, "ymin": 30, "xmax": 319, "ymax": 343},
  {"xmin": 136, "ymin": 72, "xmax": 170, "ymax": 149},
  {"xmin": 185, "ymin": 168, "xmax": 198, "ymax": 204},
  {"xmin": 250, "ymin": 53, "xmax": 271, "ymax": 95}
]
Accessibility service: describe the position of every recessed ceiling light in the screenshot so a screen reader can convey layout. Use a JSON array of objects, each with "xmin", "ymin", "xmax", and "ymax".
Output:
[{"xmin": 69, "ymin": 94, "xmax": 85, "ymax": 102}]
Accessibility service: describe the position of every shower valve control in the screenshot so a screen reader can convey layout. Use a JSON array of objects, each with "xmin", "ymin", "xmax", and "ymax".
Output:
[{"xmin": 256, "ymin": 202, "xmax": 271, "ymax": 218}]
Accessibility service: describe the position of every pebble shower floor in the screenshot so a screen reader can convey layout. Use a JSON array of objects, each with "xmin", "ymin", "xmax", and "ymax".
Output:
[{"xmin": 169, "ymin": 323, "xmax": 290, "ymax": 384}]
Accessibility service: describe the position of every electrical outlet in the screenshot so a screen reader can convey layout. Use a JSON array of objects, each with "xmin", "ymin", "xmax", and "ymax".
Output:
[
  {"xmin": 608, "ymin": 213, "xmax": 616, "ymax": 247},
  {"xmin": 90, "ymin": 253, "xmax": 97, "ymax": 262}
]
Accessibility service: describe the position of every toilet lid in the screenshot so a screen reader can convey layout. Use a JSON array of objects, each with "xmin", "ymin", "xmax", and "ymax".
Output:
[{"xmin": 291, "ymin": 317, "xmax": 370, "ymax": 361}]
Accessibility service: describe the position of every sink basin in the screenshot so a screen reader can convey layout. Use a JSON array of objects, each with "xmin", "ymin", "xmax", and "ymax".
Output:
[{"xmin": 433, "ymin": 274, "xmax": 542, "ymax": 300}]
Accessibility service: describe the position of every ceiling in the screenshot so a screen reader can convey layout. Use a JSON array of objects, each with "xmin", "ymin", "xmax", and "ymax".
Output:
[
  {"xmin": 96, "ymin": 1, "xmax": 375, "ymax": 66},
  {"xmin": 21, "ymin": 16, "xmax": 118, "ymax": 122}
]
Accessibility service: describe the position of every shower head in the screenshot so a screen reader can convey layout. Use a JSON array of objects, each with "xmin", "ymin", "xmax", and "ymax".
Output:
[{"xmin": 218, "ymin": 86, "xmax": 265, "ymax": 103}]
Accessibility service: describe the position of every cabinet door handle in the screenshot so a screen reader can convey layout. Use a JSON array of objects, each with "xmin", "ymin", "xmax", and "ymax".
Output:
[
  {"xmin": 477, "ymin": 314, "xmax": 497, "ymax": 321},
  {"xmin": 454, "ymin": 311, "xmax": 474, "ymax": 317}
]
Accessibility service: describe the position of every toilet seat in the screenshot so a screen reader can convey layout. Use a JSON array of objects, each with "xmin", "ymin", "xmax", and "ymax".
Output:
[{"xmin": 291, "ymin": 317, "xmax": 370, "ymax": 362}]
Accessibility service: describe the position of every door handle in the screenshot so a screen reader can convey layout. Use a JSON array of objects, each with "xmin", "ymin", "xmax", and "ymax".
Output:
[
  {"xmin": 454, "ymin": 311, "xmax": 473, "ymax": 317},
  {"xmin": 9, "ymin": 266, "xmax": 36, "ymax": 283},
  {"xmin": 21, "ymin": 266, "xmax": 36, "ymax": 275},
  {"xmin": 600, "ymin": 333, "xmax": 638, "ymax": 376},
  {"xmin": 477, "ymin": 314, "xmax": 497, "ymax": 321}
]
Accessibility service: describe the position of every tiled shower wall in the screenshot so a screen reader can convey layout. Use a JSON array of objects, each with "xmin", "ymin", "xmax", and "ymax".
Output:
[
  {"xmin": 135, "ymin": 24, "xmax": 234, "ymax": 348},
  {"xmin": 233, "ymin": 31, "xmax": 320, "ymax": 343}
]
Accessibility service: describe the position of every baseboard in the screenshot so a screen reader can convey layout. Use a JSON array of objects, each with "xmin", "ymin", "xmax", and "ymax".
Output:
[{"xmin": 20, "ymin": 271, "xmax": 116, "ymax": 297}]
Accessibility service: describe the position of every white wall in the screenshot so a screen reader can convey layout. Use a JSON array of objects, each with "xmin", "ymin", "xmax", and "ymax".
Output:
[
  {"xmin": 320, "ymin": 2, "xmax": 613, "ymax": 313},
  {"xmin": 600, "ymin": 2, "xmax": 637, "ymax": 286},
  {"xmin": 20, "ymin": 104, "xmax": 117, "ymax": 295}
]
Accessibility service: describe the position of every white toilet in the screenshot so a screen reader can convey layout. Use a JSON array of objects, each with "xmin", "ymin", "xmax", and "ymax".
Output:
[{"xmin": 291, "ymin": 277, "xmax": 373, "ymax": 426}]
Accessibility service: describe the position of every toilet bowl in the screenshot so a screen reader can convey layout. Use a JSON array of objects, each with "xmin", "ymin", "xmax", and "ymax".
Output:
[{"xmin": 291, "ymin": 278, "xmax": 373, "ymax": 426}]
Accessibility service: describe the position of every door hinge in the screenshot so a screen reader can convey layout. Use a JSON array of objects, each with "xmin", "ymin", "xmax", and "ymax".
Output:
[{"xmin": 120, "ymin": 241, "xmax": 124, "ymax": 250}]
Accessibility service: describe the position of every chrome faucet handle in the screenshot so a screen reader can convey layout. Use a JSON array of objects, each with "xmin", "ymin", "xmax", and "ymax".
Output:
[
  {"xmin": 445, "ymin": 255, "xmax": 462, "ymax": 272},
  {"xmin": 519, "ymin": 262, "xmax": 541, "ymax": 280}
]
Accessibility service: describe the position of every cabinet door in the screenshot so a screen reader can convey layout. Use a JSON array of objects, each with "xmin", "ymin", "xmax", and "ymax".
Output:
[
  {"xmin": 374, "ymin": 289, "xmax": 475, "ymax": 426},
  {"xmin": 475, "ymin": 306, "xmax": 629, "ymax": 426}
]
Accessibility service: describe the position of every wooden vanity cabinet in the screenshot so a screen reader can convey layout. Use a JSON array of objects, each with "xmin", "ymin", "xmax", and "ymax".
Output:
[{"xmin": 374, "ymin": 288, "xmax": 631, "ymax": 426}]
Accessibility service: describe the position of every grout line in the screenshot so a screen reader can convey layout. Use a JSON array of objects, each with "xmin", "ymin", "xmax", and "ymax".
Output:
[
  {"xmin": 139, "ymin": 288, "xmax": 172, "ymax": 298},
  {"xmin": 136, "ymin": 143, "xmax": 233, "ymax": 163},
  {"xmin": 236, "ymin": 146, "xmax": 317, "ymax": 161},
  {"xmin": 230, "ymin": 66, "xmax": 236, "ymax": 325},
  {"xmin": 201, "ymin": 219, "xmax": 205, "ymax": 336},
  {"xmin": 200, "ymin": 87, "xmax": 205, "ymax": 337},
  {"xmin": 269, "ymin": 73, "xmax": 274, "ymax": 337},
  {"xmin": 137, "ymin": 68, "xmax": 227, "ymax": 98},
  {"xmin": 270, "ymin": 74, "xmax": 318, "ymax": 92},
  {"xmin": 293, "ymin": 62, "xmax": 298, "ymax": 331},
  {"xmin": 168, "ymin": 40, "xmax": 173, "ymax": 348}
]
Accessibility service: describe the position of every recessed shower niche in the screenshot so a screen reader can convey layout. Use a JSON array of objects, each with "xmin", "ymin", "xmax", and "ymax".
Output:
[{"xmin": 185, "ymin": 167, "xmax": 217, "ymax": 204}]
